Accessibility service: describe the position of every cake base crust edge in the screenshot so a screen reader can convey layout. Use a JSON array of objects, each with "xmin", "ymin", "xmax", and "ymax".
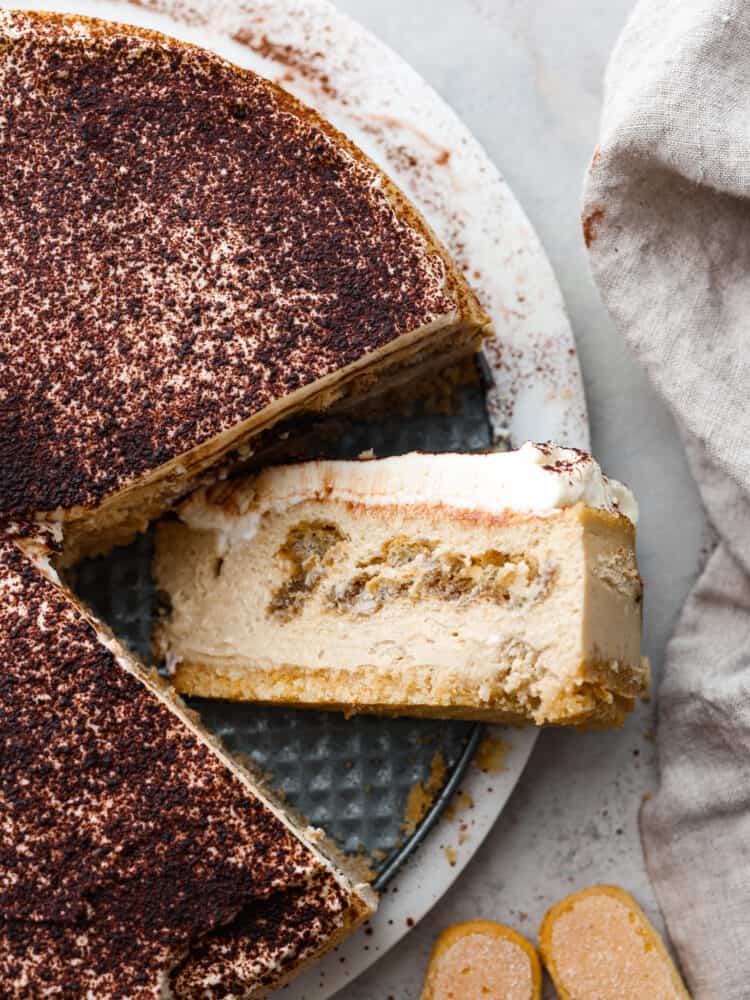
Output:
[{"xmin": 169, "ymin": 657, "xmax": 650, "ymax": 730}]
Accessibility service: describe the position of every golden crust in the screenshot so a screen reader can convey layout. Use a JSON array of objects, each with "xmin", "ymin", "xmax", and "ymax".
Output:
[{"xmin": 168, "ymin": 658, "xmax": 645, "ymax": 729}]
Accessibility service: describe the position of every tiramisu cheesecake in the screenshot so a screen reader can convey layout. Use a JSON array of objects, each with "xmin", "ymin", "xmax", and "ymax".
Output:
[
  {"xmin": 154, "ymin": 444, "xmax": 647, "ymax": 727},
  {"xmin": 0, "ymin": 10, "xmax": 488, "ymax": 565},
  {"xmin": 0, "ymin": 529, "xmax": 373, "ymax": 999}
]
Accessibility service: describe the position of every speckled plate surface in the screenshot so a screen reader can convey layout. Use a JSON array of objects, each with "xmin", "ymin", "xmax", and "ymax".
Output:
[{"xmin": 5, "ymin": 0, "xmax": 589, "ymax": 995}]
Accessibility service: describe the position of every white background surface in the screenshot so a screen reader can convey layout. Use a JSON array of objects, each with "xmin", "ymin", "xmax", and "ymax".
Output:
[{"xmin": 332, "ymin": 2, "xmax": 708, "ymax": 997}]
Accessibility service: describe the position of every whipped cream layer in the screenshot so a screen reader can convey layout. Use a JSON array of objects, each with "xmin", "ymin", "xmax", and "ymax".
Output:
[{"xmin": 179, "ymin": 443, "xmax": 638, "ymax": 552}]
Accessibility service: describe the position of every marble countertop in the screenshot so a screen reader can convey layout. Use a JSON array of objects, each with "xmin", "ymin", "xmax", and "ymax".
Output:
[{"xmin": 333, "ymin": 1, "xmax": 707, "ymax": 997}]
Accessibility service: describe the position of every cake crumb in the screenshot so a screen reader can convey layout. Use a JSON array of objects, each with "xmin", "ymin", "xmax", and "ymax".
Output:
[
  {"xmin": 443, "ymin": 845, "xmax": 458, "ymax": 866},
  {"xmin": 474, "ymin": 736, "xmax": 509, "ymax": 774},
  {"xmin": 347, "ymin": 844, "xmax": 378, "ymax": 884},
  {"xmin": 445, "ymin": 789, "xmax": 474, "ymax": 821},
  {"xmin": 401, "ymin": 751, "xmax": 447, "ymax": 836}
]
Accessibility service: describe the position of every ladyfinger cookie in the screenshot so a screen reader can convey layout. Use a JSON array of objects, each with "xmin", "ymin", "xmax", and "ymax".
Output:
[
  {"xmin": 420, "ymin": 920, "xmax": 542, "ymax": 1000},
  {"xmin": 539, "ymin": 885, "xmax": 691, "ymax": 999}
]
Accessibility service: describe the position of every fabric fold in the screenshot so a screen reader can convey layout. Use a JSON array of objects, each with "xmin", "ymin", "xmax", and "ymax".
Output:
[{"xmin": 583, "ymin": 2, "xmax": 750, "ymax": 996}]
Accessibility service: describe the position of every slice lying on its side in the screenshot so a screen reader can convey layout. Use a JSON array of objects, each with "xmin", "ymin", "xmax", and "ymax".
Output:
[
  {"xmin": 154, "ymin": 443, "xmax": 647, "ymax": 727},
  {"xmin": 0, "ymin": 532, "xmax": 373, "ymax": 1000},
  {"xmin": 539, "ymin": 886, "xmax": 691, "ymax": 1000},
  {"xmin": 0, "ymin": 10, "xmax": 489, "ymax": 566},
  {"xmin": 420, "ymin": 921, "xmax": 542, "ymax": 1000}
]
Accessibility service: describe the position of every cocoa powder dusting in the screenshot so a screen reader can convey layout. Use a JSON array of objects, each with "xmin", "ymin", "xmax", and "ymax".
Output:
[
  {"xmin": 0, "ymin": 10, "xmax": 454, "ymax": 518},
  {"xmin": 0, "ymin": 532, "xmax": 352, "ymax": 996}
]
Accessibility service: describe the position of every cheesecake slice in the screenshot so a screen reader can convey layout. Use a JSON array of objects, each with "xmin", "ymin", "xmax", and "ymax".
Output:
[
  {"xmin": 0, "ymin": 11, "xmax": 488, "ymax": 565},
  {"xmin": 0, "ymin": 531, "xmax": 373, "ymax": 999},
  {"xmin": 154, "ymin": 444, "xmax": 647, "ymax": 727}
]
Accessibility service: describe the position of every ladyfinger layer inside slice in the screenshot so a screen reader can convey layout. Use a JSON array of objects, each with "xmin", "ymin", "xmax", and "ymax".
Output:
[
  {"xmin": 154, "ymin": 443, "xmax": 647, "ymax": 727},
  {"xmin": 539, "ymin": 886, "xmax": 691, "ymax": 1000},
  {"xmin": 420, "ymin": 921, "xmax": 542, "ymax": 1000},
  {"xmin": 0, "ymin": 531, "xmax": 373, "ymax": 1000}
]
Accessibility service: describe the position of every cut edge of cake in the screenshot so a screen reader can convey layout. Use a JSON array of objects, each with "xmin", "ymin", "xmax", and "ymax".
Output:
[{"xmin": 152, "ymin": 445, "xmax": 648, "ymax": 729}]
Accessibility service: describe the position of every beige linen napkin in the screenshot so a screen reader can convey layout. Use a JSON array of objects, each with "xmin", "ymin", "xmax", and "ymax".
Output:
[{"xmin": 583, "ymin": 1, "xmax": 750, "ymax": 996}]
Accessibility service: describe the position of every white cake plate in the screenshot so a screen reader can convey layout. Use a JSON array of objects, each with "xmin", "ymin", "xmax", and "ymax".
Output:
[{"xmin": 3, "ymin": 0, "xmax": 589, "ymax": 994}]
